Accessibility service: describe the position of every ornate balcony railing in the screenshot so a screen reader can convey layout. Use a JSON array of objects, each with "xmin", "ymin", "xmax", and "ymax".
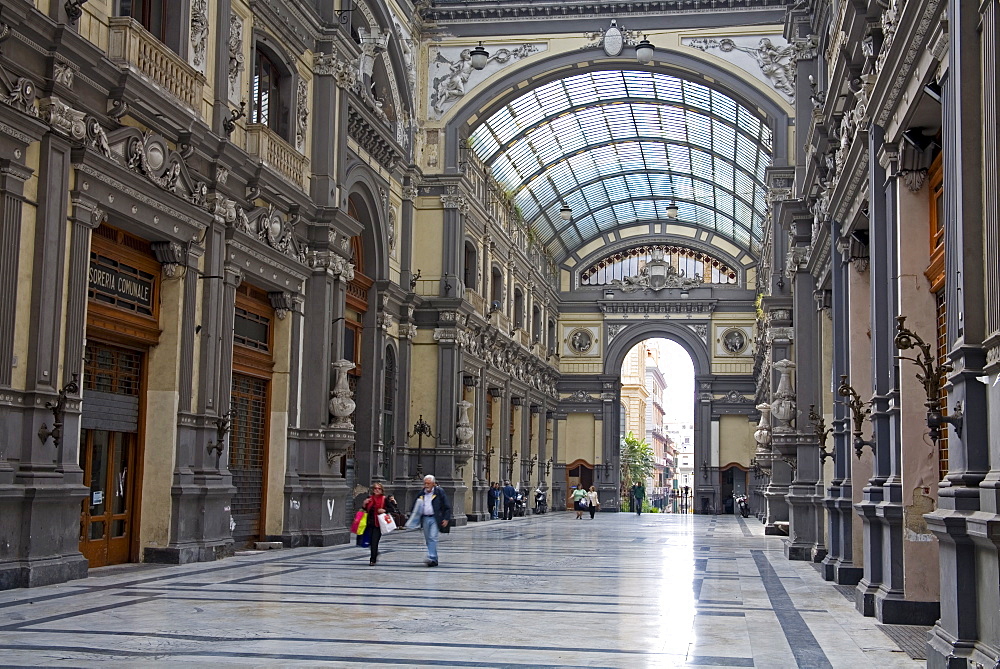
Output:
[
  {"xmin": 465, "ymin": 289, "xmax": 486, "ymax": 316},
  {"xmin": 107, "ymin": 18, "xmax": 205, "ymax": 112},
  {"xmin": 244, "ymin": 124, "xmax": 309, "ymax": 190}
]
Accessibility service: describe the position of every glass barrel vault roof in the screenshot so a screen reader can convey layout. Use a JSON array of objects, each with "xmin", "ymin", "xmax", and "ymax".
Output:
[{"xmin": 470, "ymin": 69, "xmax": 773, "ymax": 261}]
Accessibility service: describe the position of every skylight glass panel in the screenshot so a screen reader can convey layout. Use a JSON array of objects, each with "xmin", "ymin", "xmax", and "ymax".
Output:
[
  {"xmin": 593, "ymin": 70, "xmax": 628, "ymax": 98},
  {"xmin": 603, "ymin": 176, "xmax": 631, "ymax": 200},
  {"xmin": 631, "ymin": 104, "xmax": 662, "ymax": 134},
  {"xmin": 581, "ymin": 180, "xmax": 610, "ymax": 209},
  {"xmin": 682, "ymin": 80, "xmax": 711, "ymax": 112},
  {"xmin": 536, "ymin": 82, "xmax": 570, "ymax": 111},
  {"xmin": 472, "ymin": 69, "xmax": 774, "ymax": 259},
  {"xmin": 613, "ymin": 201, "xmax": 636, "ymax": 222},
  {"xmin": 634, "ymin": 200, "xmax": 657, "ymax": 219}
]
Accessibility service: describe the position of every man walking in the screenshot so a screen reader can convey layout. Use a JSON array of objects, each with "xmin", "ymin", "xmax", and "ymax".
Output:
[
  {"xmin": 502, "ymin": 480, "xmax": 517, "ymax": 520},
  {"xmin": 416, "ymin": 475, "xmax": 450, "ymax": 567},
  {"xmin": 631, "ymin": 482, "xmax": 645, "ymax": 516}
]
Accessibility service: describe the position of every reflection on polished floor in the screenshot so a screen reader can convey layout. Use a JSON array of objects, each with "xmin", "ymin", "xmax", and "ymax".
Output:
[{"xmin": 0, "ymin": 513, "xmax": 922, "ymax": 668}]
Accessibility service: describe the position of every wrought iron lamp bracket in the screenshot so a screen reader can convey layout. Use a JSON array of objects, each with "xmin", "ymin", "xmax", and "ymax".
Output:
[
  {"xmin": 837, "ymin": 376, "xmax": 874, "ymax": 458},
  {"xmin": 894, "ymin": 315, "xmax": 962, "ymax": 441},
  {"xmin": 808, "ymin": 404, "xmax": 835, "ymax": 463}
]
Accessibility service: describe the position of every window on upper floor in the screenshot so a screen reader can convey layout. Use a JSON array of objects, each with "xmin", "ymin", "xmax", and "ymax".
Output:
[
  {"xmin": 513, "ymin": 288, "xmax": 524, "ymax": 329},
  {"xmin": 490, "ymin": 267, "xmax": 503, "ymax": 308},
  {"xmin": 464, "ymin": 241, "xmax": 478, "ymax": 292},
  {"xmin": 120, "ymin": 0, "xmax": 180, "ymax": 51},
  {"xmin": 251, "ymin": 48, "xmax": 288, "ymax": 139}
]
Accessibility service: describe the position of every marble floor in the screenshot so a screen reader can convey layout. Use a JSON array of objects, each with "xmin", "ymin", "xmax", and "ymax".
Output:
[{"xmin": 0, "ymin": 512, "xmax": 923, "ymax": 668}]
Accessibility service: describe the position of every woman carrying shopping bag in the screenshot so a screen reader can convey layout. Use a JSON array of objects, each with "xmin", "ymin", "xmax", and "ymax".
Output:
[
  {"xmin": 572, "ymin": 485, "xmax": 588, "ymax": 520},
  {"xmin": 361, "ymin": 483, "xmax": 398, "ymax": 566}
]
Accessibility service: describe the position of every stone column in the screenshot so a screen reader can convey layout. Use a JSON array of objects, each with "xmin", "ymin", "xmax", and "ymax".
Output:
[
  {"xmin": 599, "ymin": 379, "xmax": 620, "ymax": 511},
  {"xmin": 551, "ymin": 412, "xmax": 566, "ymax": 510},
  {"xmin": 926, "ymin": 0, "xmax": 993, "ymax": 661},
  {"xmin": 468, "ymin": 370, "xmax": 488, "ymax": 521},
  {"xmin": 784, "ymin": 214, "xmax": 825, "ymax": 562},
  {"xmin": 764, "ymin": 322, "xmax": 793, "ymax": 531},
  {"xmin": 9, "ymin": 131, "xmax": 89, "ymax": 586},
  {"xmin": 433, "ymin": 311, "xmax": 466, "ymax": 525},
  {"xmin": 822, "ymin": 231, "xmax": 863, "ymax": 584},
  {"xmin": 966, "ymin": 0, "xmax": 1000, "ymax": 665}
]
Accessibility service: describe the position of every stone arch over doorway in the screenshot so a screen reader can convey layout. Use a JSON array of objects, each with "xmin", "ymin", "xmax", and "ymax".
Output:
[{"xmin": 600, "ymin": 320, "xmax": 717, "ymax": 513}]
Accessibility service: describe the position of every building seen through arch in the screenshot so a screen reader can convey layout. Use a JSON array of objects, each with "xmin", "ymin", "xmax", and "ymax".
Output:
[{"xmin": 0, "ymin": 1, "xmax": 998, "ymax": 666}]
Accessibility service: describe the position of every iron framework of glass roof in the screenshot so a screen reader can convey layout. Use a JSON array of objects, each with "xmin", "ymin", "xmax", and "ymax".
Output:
[{"xmin": 470, "ymin": 69, "xmax": 773, "ymax": 262}]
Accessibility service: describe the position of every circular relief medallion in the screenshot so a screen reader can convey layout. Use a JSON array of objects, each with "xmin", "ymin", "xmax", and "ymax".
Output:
[
  {"xmin": 721, "ymin": 327, "xmax": 748, "ymax": 355},
  {"xmin": 604, "ymin": 25, "xmax": 624, "ymax": 57},
  {"xmin": 569, "ymin": 328, "xmax": 594, "ymax": 355}
]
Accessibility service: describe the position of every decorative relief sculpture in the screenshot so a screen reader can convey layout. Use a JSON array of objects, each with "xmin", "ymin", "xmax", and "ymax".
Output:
[
  {"xmin": 296, "ymin": 79, "xmax": 309, "ymax": 150},
  {"xmin": 607, "ymin": 323, "xmax": 627, "ymax": 342},
  {"xmin": 190, "ymin": 0, "xmax": 208, "ymax": 71},
  {"xmin": 40, "ymin": 97, "xmax": 85, "ymax": 138},
  {"xmin": 568, "ymin": 328, "xmax": 594, "ymax": 354},
  {"xmin": 455, "ymin": 400, "xmax": 474, "ymax": 447},
  {"xmin": 429, "ymin": 43, "xmax": 541, "ymax": 117},
  {"xmin": 53, "ymin": 62, "xmax": 74, "ymax": 88},
  {"xmin": 329, "ymin": 359, "xmax": 357, "ymax": 429},
  {"xmin": 227, "ymin": 14, "xmax": 244, "ymax": 100},
  {"xmin": 721, "ymin": 328, "xmax": 749, "ymax": 355},
  {"xmin": 581, "ymin": 19, "xmax": 641, "ymax": 56},
  {"xmin": 609, "ymin": 247, "xmax": 702, "ymax": 292},
  {"xmin": 684, "ymin": 35, "xmax": 813, "ymax": 101}
]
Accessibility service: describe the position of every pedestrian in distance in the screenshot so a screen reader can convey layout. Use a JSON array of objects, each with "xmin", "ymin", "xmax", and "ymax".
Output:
[
  {"xmin": 488, "ymin": 482, "xmax": 501, "ymax": 519},
  {"xmin": 631, "ymin": 482, "xmax": 645, "ymax": 516},
  {"xmin": 572, "ymin": 485, "xmax": 588, "ymax": 519},
  {"xmin": 361, "ymin": 483, "xmax": 397, "ymax": 566},
  {"xmin": 405, "ymin": 475, "xmax": 451, "ymax": 567},
  {"xmin": 502, "ymin": 480, "xmax": 517, "ymax": 520},
  {"xmin": 587, "ymin": 485, "xmax": 600, "ymax": 519}
]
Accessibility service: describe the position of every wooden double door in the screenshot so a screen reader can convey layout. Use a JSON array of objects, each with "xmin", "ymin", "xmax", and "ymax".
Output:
[{"xmin": 79, "ymin": 429, "xmax": 136, "ymax": 567}]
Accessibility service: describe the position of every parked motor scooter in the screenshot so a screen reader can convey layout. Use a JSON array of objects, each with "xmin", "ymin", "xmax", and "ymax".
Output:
[
  {"xmin": 533, "ymin": 488, "xmax": 548, "ymax": 514},
  {"xmin": 512, "ymin": 489, "xmax": 527, "ymax": 517},
  {"xmin": 734, "ymin": 493, "xmax": 750, "ymax": 518}
]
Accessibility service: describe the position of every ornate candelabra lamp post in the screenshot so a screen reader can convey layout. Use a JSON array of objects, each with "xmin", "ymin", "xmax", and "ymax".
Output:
[
  {"xmin": 526, "ymin": 454, "xmax": 537, "ymax": 478},
  {"xmin": 407, "ymin": 415, "xmax": 436, "ymax": 479},
  {"xmin": 543, "ymin": 457, "xmax": 552, "ymax": 478},
  {"xmin": 894, "ymin": 315, "xmax": 963, "ymax": 442},
  {"xmin": 837, "ymin": 375, "xmax": 873, "ymax": 457},
  {"xmin": 484, "ymin": 446, "xmax": 495, "ymax": 482},
  {"xmin": 506, "ymin": 451, "xmax": 517, "ymax": 481}
]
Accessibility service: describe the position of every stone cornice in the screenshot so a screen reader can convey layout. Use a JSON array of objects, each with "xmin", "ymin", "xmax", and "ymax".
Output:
[{"xmin": 423, "ymin": 0, "xmax": 793, "ymax": 24}]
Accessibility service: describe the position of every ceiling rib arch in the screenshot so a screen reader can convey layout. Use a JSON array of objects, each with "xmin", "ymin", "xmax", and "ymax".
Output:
[{"xmin": 469, "ymin": 69, "xmax": 774, "ymax": 264}]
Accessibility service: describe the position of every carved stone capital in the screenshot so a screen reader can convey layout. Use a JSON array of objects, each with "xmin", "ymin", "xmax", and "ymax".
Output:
[{"xmin": 40, "ymin": 97, "xmax": 86, "ymax": 140}]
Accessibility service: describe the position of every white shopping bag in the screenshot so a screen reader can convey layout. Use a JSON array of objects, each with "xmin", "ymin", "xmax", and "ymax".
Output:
[{"xmin": 377, "ymin": 512, "xmax": 397, "ymax": 534}]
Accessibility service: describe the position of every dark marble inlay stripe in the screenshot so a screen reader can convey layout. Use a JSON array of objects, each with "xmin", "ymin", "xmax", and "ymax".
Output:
[
  {"xmin": 736, "ymin": 516, "xmax": 755, "ymax": 537},
  {"xmin": 0, "ymin": 645, "xmax": 616, "ymax": 668},
  {"xmin": 9, "ymin": 628, "xmax": 683, "ymax": 657},
  {"xmin": 0, "ymin": 597, "xmax": 159, "ymax": 631},
  {"xmin": 687, "ymin": 656, "xmax": 755, "ymax": 666},
  {"xmin": 751, "ymin": 551, "xmax": 832, "ymax": 669}
]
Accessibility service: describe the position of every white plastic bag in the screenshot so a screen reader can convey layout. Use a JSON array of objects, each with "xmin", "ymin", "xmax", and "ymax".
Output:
[{"xmin": 378, "ymin": 512, "xmax": 397, "ymax": 534}]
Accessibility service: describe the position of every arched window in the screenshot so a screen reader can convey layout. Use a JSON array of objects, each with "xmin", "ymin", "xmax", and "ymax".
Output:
[
  {"xmin": 490, "ymin": 266, "xmax": 503, "ymax": 307},
  {"xmin": 531, "ymin": 305, "xmax": 541, "ymax": 341},
  {"xmin": 463, "ymin": 241, "xmax": 477, "ymax": 292},
  {"xmin": 547, "ymin": 318, "xmax": 556, "ymax": 350},
  {"xmin": 252, "ymin": 48, "xmax": 287, "ymax": 138},
  {"xmin": 580, "ymin": 245, "xmax": 739, "ymax": 286},
  {"xmin": 513, "ymin": 288, "xmax": 524, "ymax": 330}
]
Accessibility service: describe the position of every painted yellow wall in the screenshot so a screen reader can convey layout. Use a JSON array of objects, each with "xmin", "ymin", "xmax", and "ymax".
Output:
[
  {"xmin": 564, "ymin": 412, "xmax": 596, "ymax": 465},
  {"xmin": 138, "ymin": 272, "xmax": 183, "ymax": 552},
  {"xmin": 12, "ymin": 143, "xmax": 40, "ymax": 391},
  {"xmin": 719, "ymin": 414, "xmax": 753, "ymax": 467},
  {"xmin": 265, "ymin": 312, "xmax": 293, "ymax": 538}
]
